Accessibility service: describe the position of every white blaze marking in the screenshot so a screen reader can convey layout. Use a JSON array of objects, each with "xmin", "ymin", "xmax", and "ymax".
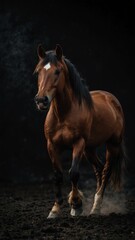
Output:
[{"xmin": 44, "ymin": 62, "xmax": 51, "ymax": 70}]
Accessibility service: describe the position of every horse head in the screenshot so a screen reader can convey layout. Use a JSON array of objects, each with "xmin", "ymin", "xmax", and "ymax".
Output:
[{"xmin": 34, "ymin": 44, "xmax": 66, "ymax": 111}]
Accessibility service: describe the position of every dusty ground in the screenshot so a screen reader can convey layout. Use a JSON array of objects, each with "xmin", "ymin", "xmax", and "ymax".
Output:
[{"xmin": 0, "ymin": 179, "xmax": 135, "ymax": 240}]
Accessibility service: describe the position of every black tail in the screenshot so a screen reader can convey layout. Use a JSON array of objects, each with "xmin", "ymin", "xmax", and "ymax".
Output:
[{"xmin": 110, "ymin": 139, "xmax": 128, "ymax": 190}]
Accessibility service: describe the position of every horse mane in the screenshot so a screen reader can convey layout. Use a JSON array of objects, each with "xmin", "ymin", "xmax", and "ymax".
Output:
[
  {"xmin": 64, "ymin": 58, "xmax": 93, "ymax": 109},
  {"xmin": 44, "ymin": 51, "xmax": 93, "ymax": 109}
]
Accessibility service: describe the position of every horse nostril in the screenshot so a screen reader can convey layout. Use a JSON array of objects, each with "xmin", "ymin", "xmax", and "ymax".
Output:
[
  {"xmin": 34, "ymin": 96, "xmax": 44, "ymax": 104},
  {"xmin": 34, "ymin": 96, "xmax": 49, "ymax": 107},
  {"xmin": 43, "ymin": 96, "xmax": 49, "ymax": 105}
]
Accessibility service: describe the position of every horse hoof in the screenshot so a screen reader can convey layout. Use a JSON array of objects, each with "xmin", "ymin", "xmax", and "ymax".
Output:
[
  {"xmin": 70, "ymin": 207, "xmax": 83, "ymax": 217},
  {"xmin": 47, "ymin": 211, "xmax": 59, "ymax": 219},
  {"xmin": 90, "ymin": 208, "xmax": 101, "ymax": 215}
]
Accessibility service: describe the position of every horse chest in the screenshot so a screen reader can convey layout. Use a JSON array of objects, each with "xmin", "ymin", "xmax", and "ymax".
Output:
[{"xmin": 51, "ymin": 126, "xmax": 76, "ymax": 146}]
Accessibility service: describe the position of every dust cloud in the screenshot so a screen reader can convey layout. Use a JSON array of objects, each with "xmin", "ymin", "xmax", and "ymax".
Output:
[{"xmin": 80, "ymin": 179, "xmax": 127, "ymax": 216}]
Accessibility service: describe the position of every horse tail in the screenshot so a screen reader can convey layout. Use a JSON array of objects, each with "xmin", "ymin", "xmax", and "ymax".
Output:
[{"xmin": 110, "ymin": 138, "xmax": 128, "ymax": 190}]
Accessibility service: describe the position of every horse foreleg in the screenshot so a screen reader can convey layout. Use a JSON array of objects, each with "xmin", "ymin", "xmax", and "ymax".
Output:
[
  {"xmin": 47, "ymin": 140, "xmax": 63, "ymax": 219},
  {"xmin": 68, "ymin": 138, "xmax": 85, "ymax": 217}
]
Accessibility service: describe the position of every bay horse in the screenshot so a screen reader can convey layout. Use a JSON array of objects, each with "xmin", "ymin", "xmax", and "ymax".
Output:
[{"xmin": 34, "ymin": 44, "xmax": 126, "ymax": 218}]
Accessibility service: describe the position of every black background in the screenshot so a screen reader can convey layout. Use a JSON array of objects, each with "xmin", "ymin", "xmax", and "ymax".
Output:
[{"xmin": 0, "ymin": 1, "xmax": 135, "ymax": 184}]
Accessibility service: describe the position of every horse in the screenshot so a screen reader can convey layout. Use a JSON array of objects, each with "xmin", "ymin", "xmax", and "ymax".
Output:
[{"xmin": 34, "ymin": 44, "xmax": 127, "ymax": 218}]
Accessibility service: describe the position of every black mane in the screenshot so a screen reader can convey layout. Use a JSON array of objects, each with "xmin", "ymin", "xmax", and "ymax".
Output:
[
  {"xmin": 45, "ymin": 51, "xmax": 93, "ymax": 108},
  {"xmin": 64, "ymin": 58, "xmax": 93, "ymax": 108}
]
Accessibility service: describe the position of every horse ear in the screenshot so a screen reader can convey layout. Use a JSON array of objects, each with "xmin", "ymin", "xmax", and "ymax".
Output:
[
  {"xmin": 37, "ymin": 44, "xmax": 46, "ymax": 59},
  {"xmin": 55, "ymin": 44, "xmax": 63, "ymax": 61}
]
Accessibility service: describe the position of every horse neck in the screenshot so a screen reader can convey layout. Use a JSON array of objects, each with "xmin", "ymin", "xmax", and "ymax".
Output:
[{"xmin": 52, "ymin": 69, "xmax": 73, "ymax": 121}]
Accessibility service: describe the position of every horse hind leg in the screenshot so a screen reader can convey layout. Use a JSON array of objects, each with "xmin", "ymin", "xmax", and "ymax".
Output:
[
  {"xmin": 86, "ymin": 150, "xmax": 104, "ymax": 215},
  {"xmin": 91, "ymin": 151, "xmax": 104, "ymax": 192},
  {"xmin": 90, "ymin": 143, "xmax": 120, "ymax": 215}
]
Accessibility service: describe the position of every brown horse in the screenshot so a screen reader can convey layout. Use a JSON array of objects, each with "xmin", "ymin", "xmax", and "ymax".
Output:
[{"xmin": 34, "ymin": 44, "xmax": 127, "ymax": 218}]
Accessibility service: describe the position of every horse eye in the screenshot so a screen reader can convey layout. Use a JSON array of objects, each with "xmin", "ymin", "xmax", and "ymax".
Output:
[{"xmin": 54, "ymin": 69, "xmax": 60, "ymax": 75}]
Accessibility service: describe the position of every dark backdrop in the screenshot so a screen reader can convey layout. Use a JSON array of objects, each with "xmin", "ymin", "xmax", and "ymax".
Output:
[{"xmin": 0, "ymin": 1, "xmax": 135, "ymax": 183}]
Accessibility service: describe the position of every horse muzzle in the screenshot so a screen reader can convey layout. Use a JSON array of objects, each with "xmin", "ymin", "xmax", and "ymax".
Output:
[{"xmin": 34, "ymin": 95, "xmax": 51, "ymax": 111}]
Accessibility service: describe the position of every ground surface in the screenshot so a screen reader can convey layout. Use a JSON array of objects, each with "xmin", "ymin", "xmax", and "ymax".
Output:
[{"xmin": 0, "ymin": 180, "xmax": 135, "ymax": 240}]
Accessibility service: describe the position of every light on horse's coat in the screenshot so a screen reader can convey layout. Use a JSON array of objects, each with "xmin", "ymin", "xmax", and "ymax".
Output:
[
  {"xmin": 44, "ymin": 62, "xmax": 51, "ymax": 70},
  {"xmin": 35, "ymin": 45, "xmax": 126, "ymax": 219}
]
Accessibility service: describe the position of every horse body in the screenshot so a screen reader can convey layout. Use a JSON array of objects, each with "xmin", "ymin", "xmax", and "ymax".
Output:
[
  {"xmin": 34, "ymin": 44, "xmax": 126, "ymax": 218},
  {"xmin": 45, "ymin": 89, "xmax": 124, "ymax": 149}
]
